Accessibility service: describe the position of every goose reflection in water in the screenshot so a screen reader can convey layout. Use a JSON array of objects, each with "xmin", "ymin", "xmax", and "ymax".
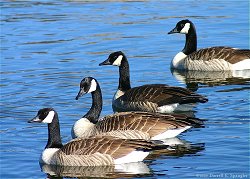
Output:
[
  {"xmin": 42, "ymin": 162, "xmax": 152, "ymax": 178},
  {"xmin": 171, "ymin": 69, "xmax": 250, "ymax": 92},
  {"xmin": 146, "ymin": 139, "xmax": 205, "ymax": 161},
  {"xmin": 42, "ymin": 138, "xmax": 205, "ymax": 178}
]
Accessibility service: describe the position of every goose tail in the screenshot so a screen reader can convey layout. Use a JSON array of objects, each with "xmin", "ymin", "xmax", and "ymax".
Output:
[
  {"xmin": 181, "ymin": 94, "xmax": 208, "ymax": 104},
  {"xmin": 135, "ymin": 140, "xmax": 171, "ymax": 152}
]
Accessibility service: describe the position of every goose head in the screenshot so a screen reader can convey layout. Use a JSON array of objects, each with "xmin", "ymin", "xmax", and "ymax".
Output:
[
  {"xmin": 168, "ymin": 19, "xmax": 192, "ymax": 35},
  {"xmin": 28, "ymin": 108, "xmax": 56, "ymax": 124},
  {"xmin": 99, "ymin": 51, "xmax": 125, "ymax": 67},
  {"xmin": 75, "ymin": 77, "xmax": 98, "ymax": 100}
]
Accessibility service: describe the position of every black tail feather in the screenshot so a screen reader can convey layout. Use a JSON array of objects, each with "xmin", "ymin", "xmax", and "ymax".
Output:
[
  {"xmin": 180, "ymin": 94, "xmax": 208, "ymax": 104},
  {"xmin": 136, "ymin": 140, "xmax": 171, "ymax": 152}
]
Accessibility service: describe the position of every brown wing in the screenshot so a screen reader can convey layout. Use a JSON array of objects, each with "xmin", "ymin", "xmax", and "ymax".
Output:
[
  {"xmin": 60, "ymin": 136, "xmax": 157, "ymax": 159},
  {"xmin": 122, "ymin": 112, "xmax": 189, "ymax": 137},
  {"xmin": 188, "ymin": 47, "xmax": 250, "ymax": 64},
  {"xmin": 119, "ymin": 84, "xmax": 207, "ymax": 105},
  {"xmin": 96, "ymin": 112, "xmax": 198, "ymax": 138}
]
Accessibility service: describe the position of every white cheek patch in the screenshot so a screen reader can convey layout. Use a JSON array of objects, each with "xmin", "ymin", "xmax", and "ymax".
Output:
[
  {"xmin": 42, "ymin": 111, "xmax": 55, "ymax": 123},
  {"xmin": 87, "ymin": 79, "xmax": 97, "ymax": 93},
  {"xmin": 180, "ymin": 23, "xmax": 190, "ymax": 34},
  {"xmin": 113, "ymin": 55, "xmax": 123, "ymax": 66}
]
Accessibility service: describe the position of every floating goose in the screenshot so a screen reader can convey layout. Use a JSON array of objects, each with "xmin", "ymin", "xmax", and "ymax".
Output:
[
  {"xmin": 168, "ymin": 19, "xmax": 250, "ymax": 71},
  {"xmin": 99, "ymin": 51, "xmax": 208, "ymax": 113},
  {"xmin": 28, "ymin": 108, "xmax": 168, "ymax": 166},
  {"xmin": 72, "ymin": 77, "xmax": 204, "ymax": 140}
]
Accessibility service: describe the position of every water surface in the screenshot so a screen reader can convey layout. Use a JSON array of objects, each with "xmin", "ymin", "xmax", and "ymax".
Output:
[{"xmin": 1, "ymin": 0, "xmax": 249, "ymax": 178}]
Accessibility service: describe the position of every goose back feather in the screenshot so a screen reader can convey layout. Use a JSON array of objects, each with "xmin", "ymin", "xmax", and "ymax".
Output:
[
  {"xmin": 94, "ymin": 112, "xmax": 203, "ymax": 140},
  {"xmin": 115, "ymin": 84, "xmax": 207, "ymax": 113}
]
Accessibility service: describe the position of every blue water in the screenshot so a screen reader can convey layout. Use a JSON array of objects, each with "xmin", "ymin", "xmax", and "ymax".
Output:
[{"xmin": 1, "ymin": 0, "xmax": 249, "ymax": 178}]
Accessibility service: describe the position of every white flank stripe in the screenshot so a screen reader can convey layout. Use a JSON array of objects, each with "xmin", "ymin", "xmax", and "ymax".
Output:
[
  {"xmin": 232, "ymin": 59, "xmax": 250, "ymax": 70},
  {"xmin": 151, "ymin": 126, "xmax": 191, "ymax": 140},
  {"xmin": 114, "ymin": 150, "xmax": 149, "ymax": 165}
]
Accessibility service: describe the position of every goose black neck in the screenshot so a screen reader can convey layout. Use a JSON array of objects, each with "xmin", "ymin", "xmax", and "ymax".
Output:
[
  {"xmin": 118, "ymin": 55, "xmax": 131, "ymax": 92},
  {"xmin": 182, "ymin": 22, "xmax": 197, "ymax": 55},
  {"xmin": 83, "ymin": 84, "xmax": 102, "ymax": 124},
  {"xmin": 46, "ymin": 112, "xmax": 63, "ymax": 149}
]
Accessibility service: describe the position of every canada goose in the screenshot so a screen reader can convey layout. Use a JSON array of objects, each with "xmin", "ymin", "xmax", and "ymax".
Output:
[
  {"xmin": 168, "ymin": 19, "xmax": 250, "ymax": 71},
  {"xmin": 72, "ymin": 77, "xmax": 204, "ymax": 140},
  {"xmin": 99, "ymin": 51, "xmax": 208, "ymax": 113},
  {"xmin": 28, "ymin": 108, "xmax": 168, "ymax": 166}
]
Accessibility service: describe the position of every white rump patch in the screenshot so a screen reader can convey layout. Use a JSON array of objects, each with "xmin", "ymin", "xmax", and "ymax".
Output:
[
  {"xmin": 40, "ymin": 148, "xmax": 59, "ymax": 165},
  {"xmin": 232, "ymin": 59, "xmax": 250, "ymax": 70},
  {"xmin": 113, "ymin": 55, "xmax": 123, "ymax": 66},
  {"xmin": 151, "ymin": 126, "xmax": 191, "ymax": 140},
  {"xmin": 87, "ymin": 79, "xmax": 97, "ymax": 93},
  {"xmin": 42, "ymin": 111, "xmax": 55, "ymax": 124},
  {"xmin": 180, "ymin": 23, "xmax": 190, "ymax": 34},
  {"xmin": 71, "ymin": 118, "xmax": 95, "ymax": 139},
  {"xmin": 114, "ymin": 150, "xmax": 149, "ymax": 165},
  {"xmin": 171, "ymin": 52, "xmax": 187, "ymax": 69}
]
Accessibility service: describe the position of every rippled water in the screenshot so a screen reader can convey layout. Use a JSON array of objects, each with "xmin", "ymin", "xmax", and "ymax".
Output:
[{"xmin": 1, "ymin": 0, "xmax": 249, "ymax": 178}]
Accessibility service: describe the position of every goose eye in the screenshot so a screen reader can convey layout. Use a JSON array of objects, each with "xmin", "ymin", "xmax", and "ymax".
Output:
[{"xmin": 181, "ymin": 24, "xmax": 185, "ymax": 28}]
